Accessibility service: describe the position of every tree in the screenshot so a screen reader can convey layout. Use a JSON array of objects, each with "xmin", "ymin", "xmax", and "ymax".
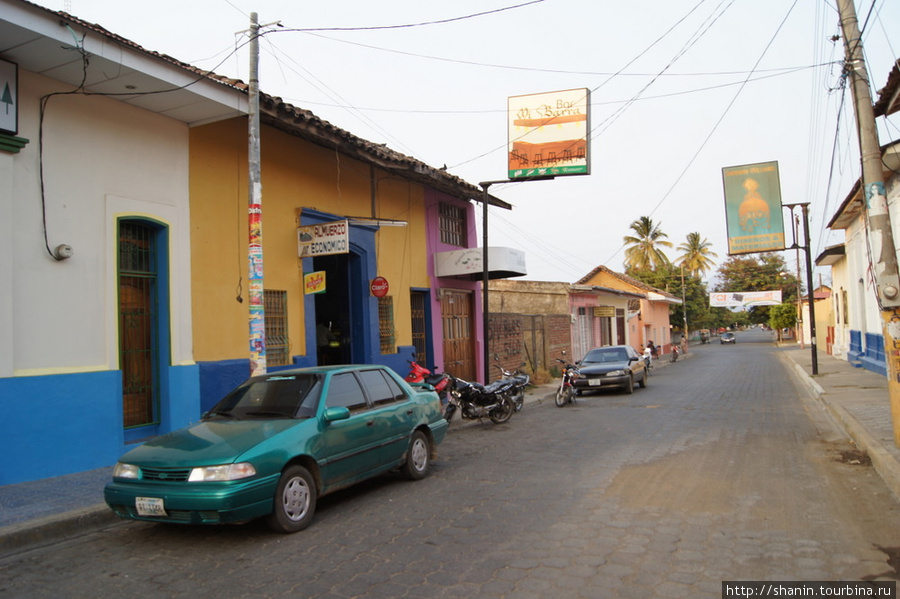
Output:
[
  {"xmin": 768, "ymin": 302, "xmax": 798, "ymax": 342},
  {"xmin": 623, "ymin": 216, "xmax": 672, "ymax": 271},
  {"xmin": 676, "ymin": 232, "xmax": 718, "ymax": 277}
]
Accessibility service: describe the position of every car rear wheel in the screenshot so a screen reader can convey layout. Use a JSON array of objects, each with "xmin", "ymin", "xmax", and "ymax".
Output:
[
  {"xmin": 266, "ymin": 464, "xmax": 317, "ymax": 534},
  {"xmin": 401, "ymin": 430, "xmax": 432, "ymax": 480}
]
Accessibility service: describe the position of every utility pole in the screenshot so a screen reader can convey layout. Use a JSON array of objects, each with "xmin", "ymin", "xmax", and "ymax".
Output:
[
  {"xmin": 247, "ymin": 12, "xmax": 266, "ymax": 376},
  {"xmin": 837, "ymin": 0, "xmax": 900, "ymax": 445}
]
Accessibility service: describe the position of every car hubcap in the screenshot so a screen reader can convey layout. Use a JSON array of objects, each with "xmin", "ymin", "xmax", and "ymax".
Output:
[
  {"xmin": 282, "ymin": 476, "xmax": 310, "ymax": 521},
  {"xmin": 411, "ymin": 438, "xmax": 428, "ymax": 472}
]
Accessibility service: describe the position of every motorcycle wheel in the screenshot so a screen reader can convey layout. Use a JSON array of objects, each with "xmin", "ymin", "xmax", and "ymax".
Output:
[
  {"xmin": 512, "ymin": 389, "xmax": 524, "ymax": 412},
  {"xmin": 443, "ymin": 403, "xmax": 456, "ymax": 423},
  {"xmin": 555, "ymin": 385, "xmax": 568, "ymax": 407},
  {"xmin": 489, "ymin": 396, "xmax": 514, "ymax": 424}
]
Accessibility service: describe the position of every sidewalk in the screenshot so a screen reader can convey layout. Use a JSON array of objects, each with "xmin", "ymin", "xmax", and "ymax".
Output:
[
  {"xmin": 776, "ymin": 343, "xmax": 900, "ymax": 501},
  {"xmin": 3, "ymin": 346, "xmax": 899, "ymax": 558}
]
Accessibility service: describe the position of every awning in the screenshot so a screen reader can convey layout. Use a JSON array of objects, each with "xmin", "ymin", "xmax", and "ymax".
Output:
[{"xmin": 434, "ymin": 247, "xmax": 527, "ymax": 280}]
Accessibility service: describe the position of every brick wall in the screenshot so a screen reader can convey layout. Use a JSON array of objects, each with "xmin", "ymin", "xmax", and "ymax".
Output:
[{"xmin": 487, "ymin": 313, "xmax": 572, "ymax": 375}]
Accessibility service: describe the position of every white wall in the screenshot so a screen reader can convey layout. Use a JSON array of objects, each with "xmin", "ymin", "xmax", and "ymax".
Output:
[{"xmin": 8, "ymin": 69, "xmax": 193, "ymax": 376}]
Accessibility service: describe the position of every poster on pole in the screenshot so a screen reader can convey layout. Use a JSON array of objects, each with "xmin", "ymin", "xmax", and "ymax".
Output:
[
  {"xmin": 722, "ymin": 161, "xmax": 785, "ymax": 255},
  {"xmin": 508, "ymin": 88, "xmax": 590, "ymax": 179}
]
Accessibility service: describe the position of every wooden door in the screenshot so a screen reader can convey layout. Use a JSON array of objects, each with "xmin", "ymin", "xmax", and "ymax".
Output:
[{"xmin": 441, "ymin": 290, "xmax": 476, "ymax": 381}]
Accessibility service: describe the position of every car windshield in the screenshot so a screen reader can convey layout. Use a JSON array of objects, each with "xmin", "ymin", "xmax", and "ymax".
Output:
[
  {"xmin": 206, "ymin": 374, "xmax": 322, "ymax": 420},
  {"xmin": 583, "ymin": 348, "xmax": 628, "ymax": 364}
]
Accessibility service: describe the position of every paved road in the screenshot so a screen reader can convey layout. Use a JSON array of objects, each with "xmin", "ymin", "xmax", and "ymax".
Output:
[{"xmin": 2, "ymin": 329, "xmax": 898, "ymax": 598}]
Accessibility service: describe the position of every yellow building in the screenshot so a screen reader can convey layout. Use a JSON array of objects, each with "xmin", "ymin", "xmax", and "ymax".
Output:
[{"xmin": 189, "ymin": 95, "xmax": 507, "ymax": 409}]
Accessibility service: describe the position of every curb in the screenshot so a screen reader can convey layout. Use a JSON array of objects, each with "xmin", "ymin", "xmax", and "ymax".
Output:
[{"xmin": 0, "ymin": 504, "xmax": 123, "ymax": 559}]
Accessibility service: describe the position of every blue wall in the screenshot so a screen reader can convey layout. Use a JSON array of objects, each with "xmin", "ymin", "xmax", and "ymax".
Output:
[{"xmin": 0, "ymin": 364, "xmax": 200, "ymax": 486}]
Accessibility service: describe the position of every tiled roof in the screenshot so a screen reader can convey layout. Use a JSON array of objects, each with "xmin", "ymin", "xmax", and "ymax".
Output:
[
  {"xmin": 32, "ymin": 0, "xmax": 507, "ymax": 208},
  {"xmin": 575, "ymin": 265, "xmax": 679, "ymax": 300}
]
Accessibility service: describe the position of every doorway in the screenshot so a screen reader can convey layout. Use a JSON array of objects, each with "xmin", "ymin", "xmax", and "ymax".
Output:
[
  {"xmin": 441, "ymin": 290, "xmax": 476, "ymax": 381},
  {"xmin": 314, "ymin": 253, "xmax": 351, "ymax": 365}
]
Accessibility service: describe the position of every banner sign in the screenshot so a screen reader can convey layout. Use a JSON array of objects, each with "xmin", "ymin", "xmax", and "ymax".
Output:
[
  {"xmin": 508, "ymin": 88, "xmax": 590, "ymax": 179},
  {"xmin": 709, "ymin": 290, "xmax": 782, "ymax": 307},
  {"xmin": 298, "ymin": 220, "xmax": 349, "ymax": 258},
  {"xmin": 722, "ymin": 161, "xmax": 785, "ymax": 255},
  {"xmin": 304, "ymin": 271, "xmax": 326, "ymax": 295}
]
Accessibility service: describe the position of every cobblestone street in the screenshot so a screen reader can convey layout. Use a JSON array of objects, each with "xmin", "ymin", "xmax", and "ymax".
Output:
[{"xmin": 2, "ymin": 330, "xmax": 899, "ymax": 598}]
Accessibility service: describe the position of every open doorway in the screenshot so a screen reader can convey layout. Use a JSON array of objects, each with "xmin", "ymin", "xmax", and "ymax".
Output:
[{"xmin": 314, "ymin": 253, "xmax": 351, "ymax": 365}]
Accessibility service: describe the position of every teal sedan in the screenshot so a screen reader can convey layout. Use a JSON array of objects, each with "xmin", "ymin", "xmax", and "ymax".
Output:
[{"xmin": 105, "ymin": 365, "xmax": 448, "ymax": 533}]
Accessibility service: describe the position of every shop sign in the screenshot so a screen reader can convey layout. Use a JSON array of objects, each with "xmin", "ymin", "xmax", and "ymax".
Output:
[
  {"xmin": 298, "ymin": 220, "xmax": 349, "ymax": 257},
  {"xmin": 593, "ymin": 306, "xmax": 615, "ymax": 318}
]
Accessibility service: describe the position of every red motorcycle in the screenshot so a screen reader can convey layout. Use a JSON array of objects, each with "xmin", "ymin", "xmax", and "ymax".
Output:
[{"xmin": 405, "ymin": 355, "xmax": 451, "ymax": 402}]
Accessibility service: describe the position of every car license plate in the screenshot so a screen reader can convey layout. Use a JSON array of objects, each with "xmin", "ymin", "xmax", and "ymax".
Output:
[
  {"xmin": 136, "ymin": 497, "xmax": 166, "ymax": 517},
  {"xmin": 588, "ymin": 379, "xmax": 602, "ymax": 386}
]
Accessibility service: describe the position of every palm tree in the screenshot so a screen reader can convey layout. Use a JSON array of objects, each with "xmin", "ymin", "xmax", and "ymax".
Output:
[
  {"xmin": 623, "ymin": 216, "xmax": 672, "ymax": 271},
  {"xmin": 676, "ymin": 232, "xmax": 718, "ymax": 277}
]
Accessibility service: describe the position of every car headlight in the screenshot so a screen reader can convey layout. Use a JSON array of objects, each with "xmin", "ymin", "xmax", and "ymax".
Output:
[
  {"xmin": 188, "ymin": 462, "xmax": 257, "ymax": 482},
  {"xmin": 607, "ymin": 369, "xmax": 626, "ymax": 377},
  {"xmin": 113, "ymin": 463, "xmax": 140, "ymax": 479}
]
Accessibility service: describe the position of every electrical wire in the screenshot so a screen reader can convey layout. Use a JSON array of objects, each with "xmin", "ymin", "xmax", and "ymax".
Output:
[{"xmin": 274, "ymin": 1, "xmax": 545, "ymax": 33}]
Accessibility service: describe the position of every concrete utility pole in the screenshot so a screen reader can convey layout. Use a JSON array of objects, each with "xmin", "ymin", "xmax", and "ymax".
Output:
[
  {"xmin": 837, "ymin": 0, "xmax": 900, "ymax": 445},
  {"xmin": 247, "ymin": 12, "xmax": 266, "ymax": 376}
]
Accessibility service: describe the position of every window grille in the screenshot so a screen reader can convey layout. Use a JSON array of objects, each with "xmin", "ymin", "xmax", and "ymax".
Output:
[
  {"xmin": 378, "ymin": 296, "xmax": 395, "ymax": 354},
  {"xmin": 439, "ymin": 203, "xmax": 466, "ymax": 247},
  {"xmin": 264, "ymin": 290, "xmax": 289, "ymax": 366}
]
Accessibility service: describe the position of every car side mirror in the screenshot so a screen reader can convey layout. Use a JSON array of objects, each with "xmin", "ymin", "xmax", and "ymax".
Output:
[{"xmin": 324, "ymin": 406, "xmax": 351, "ymax": 422}]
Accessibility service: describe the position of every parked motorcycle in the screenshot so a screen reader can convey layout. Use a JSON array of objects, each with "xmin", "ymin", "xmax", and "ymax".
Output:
[
  {"xmin": 555, "ymin": 354, "xmax": 580, "ymax": 407},
  {"xmin": 494, "ymin": 357, "xmax": 530, "ymax": 412},
  {"xmin": 444, "ymin": 375, "xmax": 516, "ymax": 425},
  {"xmin": 405, "ymin": 355, "xmax": 451, "ymax": 402}
]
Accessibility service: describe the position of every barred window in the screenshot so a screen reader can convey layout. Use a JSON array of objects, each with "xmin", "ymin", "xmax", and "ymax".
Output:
[
  {"xmin": 378, "ymin": 296, "xmax": 395, "ymax": 354},
  {"xmin": 439, "ymin": 202, "xmax": 466, "ymax": 247},
  {"xmin": 264, "ymin": 289, "xmax": 289, "ymax": 366}
]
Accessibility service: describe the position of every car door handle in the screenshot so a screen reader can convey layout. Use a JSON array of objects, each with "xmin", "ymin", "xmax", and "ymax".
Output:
[
  {"xmin": 406, "ymin": 409, "xmax": 414, "ymax": 415},
  {"xmin": 366, "ymin": 419, "xmax": 376, "ymax": 427}
]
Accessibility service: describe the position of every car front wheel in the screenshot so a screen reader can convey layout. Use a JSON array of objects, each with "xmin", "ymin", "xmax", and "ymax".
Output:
[
  {"xmin": 401, "ymin": 430, "xmax": 432, "ymax": 480},
  {"xmin": 624, "ymin": 374, "xmax": 634, "ymax": 395},
  {"xmin": 266, "ymin": 464, "xmax": 317, "ymax": 533}
]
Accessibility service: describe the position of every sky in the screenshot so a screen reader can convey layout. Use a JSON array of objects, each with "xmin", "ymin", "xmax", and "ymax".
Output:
[{"xmin": 30, "ymin": 0, "xmax": 900, "ymax": 286}]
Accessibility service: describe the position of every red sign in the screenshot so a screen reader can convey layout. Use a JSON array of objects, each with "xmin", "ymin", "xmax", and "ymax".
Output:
[{"xmin": 370, "ymin": 277, "xmax": 389, "ymax": 298}]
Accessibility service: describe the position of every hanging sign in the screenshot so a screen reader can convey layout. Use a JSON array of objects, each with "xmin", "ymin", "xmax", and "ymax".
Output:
[
  {"xmin": 370, "ymin": 276, "xmax": 389, "ymax": 298},
  {"xmin": 722, "ymin": 161, "xmax": 785, "ymax": 255},
  {"xmin": 508, "ymin": 88, "xmax": 590, "ymax": 179},
  {"xmin": 304, "ymin": 271, "xmax": 326, "ymax": 295},
  {"xmin": 298, "ymin": 220, "xmax": 349, "ymax": 258}
]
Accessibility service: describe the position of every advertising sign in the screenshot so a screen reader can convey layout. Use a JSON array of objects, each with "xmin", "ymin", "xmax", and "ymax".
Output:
[
  {"xmin": 298, "ymin": 220, "xmax": 349, "ymax": 258},
  {"xmin": 304, "ymin": 271, "xmax": 326, "ymax": 295},
  {"xmin": 508, "ymin": 88, "xmax": 590, "ymax": 179},
  {"xmin": 0, "ymin": 58, "xmax": 17, "ymax": 135},
  {"xmin": 370, "ymin": 276, "xmax": 389, "ymax": 298},
  {"xmin": 709, "ymin": 290, "xmax": 782, "ymax": 307},
  {"xmin": 722, "ymin": 161, "xmax": 785, "ymax": 255}
]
